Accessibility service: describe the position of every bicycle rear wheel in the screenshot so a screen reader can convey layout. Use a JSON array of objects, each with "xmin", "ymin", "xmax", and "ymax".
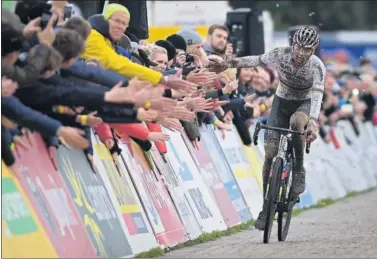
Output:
[{"xmin": 263, "ymin": 157, "xmax": 283, "ymax": 244}]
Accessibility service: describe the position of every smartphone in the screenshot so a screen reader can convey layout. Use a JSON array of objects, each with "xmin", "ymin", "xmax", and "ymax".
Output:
[
  {"xmin": 40, "ymin": 11, "xmax": 53, "ymax": 29},
  {"xmin": 64, "ymin": 4, "xmax": 73, "ymax": 19}
]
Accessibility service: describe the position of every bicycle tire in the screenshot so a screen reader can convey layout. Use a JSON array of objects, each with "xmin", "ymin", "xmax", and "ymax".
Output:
[
  {"xmin": 278, "ymin": 158, "xmax": 294, "ymax": 242},
  {"xmin": 263, "ymin": 157, "xmax": 283, "ymax": 244},
  {"xmin": 277, "ymin": 195, "xmax": 294, "ymax": 241}
]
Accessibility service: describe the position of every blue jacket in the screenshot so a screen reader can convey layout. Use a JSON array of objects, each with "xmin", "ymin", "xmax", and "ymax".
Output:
[
  {"xmin": 60, "ymin": 59, "xmax": 129, "ymax": 88},
  {"xmin": 2, "ymin": 96, "xmax": 62, "ymax": 137},
  {"xmin": 116, "ymin": 46, "xmax": 132, "ymax": 60},
  {"xmin": 15, "ymin": 77, "xmax": 108, "ymax": 110}
]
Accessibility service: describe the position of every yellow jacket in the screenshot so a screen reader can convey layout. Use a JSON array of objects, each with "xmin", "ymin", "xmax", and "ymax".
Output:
[{"xmin": 81, "ymin": 29, "xmax": 162, "ymax": 86}]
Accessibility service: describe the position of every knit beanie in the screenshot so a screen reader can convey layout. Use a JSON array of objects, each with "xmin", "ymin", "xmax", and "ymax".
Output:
[
  {"xmin": 103, "ymin": 3, "xmax": 130, "ymax": 21},
  {"xmin": 155, "ymin": 40, "xmax": 176, "ymax": 61},
  {"xmin": 166, "ymin": 34, "xmax": 187, "ymax": 52}
]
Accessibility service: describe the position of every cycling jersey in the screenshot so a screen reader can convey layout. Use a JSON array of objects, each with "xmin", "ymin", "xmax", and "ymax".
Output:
[{"xmin": 230, "ymin": 47, "xmax": 326, "ymax": 121}]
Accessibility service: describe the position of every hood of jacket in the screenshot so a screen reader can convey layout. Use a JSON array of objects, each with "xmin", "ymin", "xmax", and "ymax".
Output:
[{"xmin": 88, "ymin": 14, "xmax": 111, "ymax": 41}]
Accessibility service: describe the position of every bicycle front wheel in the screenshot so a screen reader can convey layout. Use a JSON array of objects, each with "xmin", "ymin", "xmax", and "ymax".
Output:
[
  {"xmin": 277, "ymin": 160, "xmax": 295, "ymax": 242},
  {"xmin": 263, "ymin": 157, "xmax": 283, "ymax": 244},
  {"xmin": 277, "ymin": 196, "xmax": 294, "ymax": 241}
]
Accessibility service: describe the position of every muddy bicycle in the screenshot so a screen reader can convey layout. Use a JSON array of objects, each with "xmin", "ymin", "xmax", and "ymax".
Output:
[{"xmin": 253, "ymin": 122, "xmax": 311, "ymax": 243}]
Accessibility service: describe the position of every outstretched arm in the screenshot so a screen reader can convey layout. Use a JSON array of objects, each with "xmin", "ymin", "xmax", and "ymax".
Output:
[{"xmin": 229, "ymin": 47, "xmax": 286, "ymax": 68}]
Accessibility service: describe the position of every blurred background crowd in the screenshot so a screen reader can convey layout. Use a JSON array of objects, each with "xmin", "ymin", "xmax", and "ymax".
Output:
[{"xmin": 2, "ymin": 0, "xmax": 377, "ymax": 174}]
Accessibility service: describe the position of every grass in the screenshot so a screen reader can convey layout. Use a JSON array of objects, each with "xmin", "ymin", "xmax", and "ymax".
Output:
[
  {"xmin": 135, "ymin": 247, "xmax": 165, "ymax": 258},
  {"xmin": 135, "ymin": 220, "xmax": 254, "ymax": 258},
  {"xmin": 291, "ymin": 198, "xmax": 335, "ymax": 216},
  {"xmin": 135, "ymin": 188, "xmax": 376, "ymax": 258}
]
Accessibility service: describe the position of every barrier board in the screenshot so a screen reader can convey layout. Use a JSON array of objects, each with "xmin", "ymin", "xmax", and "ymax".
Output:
[
  {"xmin": 148, "ymin": 144, "xmax": 203, "ymax": 240},
  {"xmin": 56, "ymin": 146, "xmax": 133, "ymax": 258},
  {"xmin": 306, "ymin": 137, "xmax": 347, "ymax": 200},
  {"xmin": 92, "ymin": 136, "xmax": 158, "ymax": 255},
  {"xmin": 333, "ymin": 126, "xmax": 370, "ymax": 191},
  {"xmin": 127, "ymin": 141, "xmax": 187, "ymax": 247},
  {"xmin": 2, "ymin": 161, "xmax": 58, "ymax": 258},
  {"xmin": 200, "ymin": 126, "xmax": 252, "ymax": 223},
  {"xmin": 3, "ymin": 118, "xmax": 377, "ymax": 257},
  {"xmin": 214, "ymin": 126, "xmax": 263, "ymax": 219},
  {"xmin": 164, "ymin": 129, "xmax": 227, "ymax": 233},
  {"xmin": 338, "ymin": 121, "xmax": 377, "ymax": 187},
  {"xmin": 14, "ymin": 134, "xmax": 97, "ymax": 257},
  {"xmin": 186, "ymin": 128, "xmax": 241, "ymax": 227}
]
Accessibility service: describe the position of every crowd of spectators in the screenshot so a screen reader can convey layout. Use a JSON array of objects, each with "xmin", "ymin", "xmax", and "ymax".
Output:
[
  {"xmin": 2, "ymin": 0, "xmax": 376, "ymax": 177},
  {"xmin": 318, "ymin": 57, "xmax": 377, "ymax": 143}
]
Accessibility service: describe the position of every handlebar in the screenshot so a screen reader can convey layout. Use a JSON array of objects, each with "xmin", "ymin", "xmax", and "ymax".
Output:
[{"xmin": 253, "ymin": 122, "xmax": 311, "ymax": 154}]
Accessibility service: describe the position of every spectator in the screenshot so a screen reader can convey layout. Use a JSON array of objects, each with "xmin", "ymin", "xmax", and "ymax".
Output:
[
  {"xmin": 2, "ymin": 13, "xmax": 58, "ymax": 86},
  {"xmin": 166, "ymin": 33, "xmax": 187, "ymax": 68},
  {"xmin": 63, "ymin": 16, "xmax": 92, "ymax": 40},
  {"xmin": 83, "ymin": 4, "xmax": 196, "ymax": 94},
  {"xmin": 155, "ymin": 39, "xmax": 177, "ymax": 68},
  {"xmin": 147, "ymin": 45, "xmax": 169, "ymax": 72},
  {"xmin": 236, "ymin": 67, "xmax": 257, "ymax": 97},
  {"xmin": 203, "ymin": 24, "xmax": 233, "ymax": 61},
  {"xmin": 178, "ymin": 28, "xmax": 209, "ymax": 67}
]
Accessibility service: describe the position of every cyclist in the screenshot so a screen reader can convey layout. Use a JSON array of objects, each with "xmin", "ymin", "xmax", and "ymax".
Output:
[{"xmin": 229, "ymin": 27, "xmax": 326, "ymax": 230}]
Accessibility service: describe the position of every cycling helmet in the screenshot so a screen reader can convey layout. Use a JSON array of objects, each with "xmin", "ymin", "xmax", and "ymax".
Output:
[{"xmin": 293, "ymin": 27, "xmax": 319, "ymax": 49}]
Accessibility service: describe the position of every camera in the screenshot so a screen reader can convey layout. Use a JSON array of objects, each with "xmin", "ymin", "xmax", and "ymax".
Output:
[{"xmin": 185, "ymin": 53, "xmax": 195, "ymax": 63}]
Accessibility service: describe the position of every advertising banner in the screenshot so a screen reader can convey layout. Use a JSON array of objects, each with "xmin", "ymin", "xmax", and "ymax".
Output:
[
  {"xmin": 214, "ymin": 126, "xmax": 263, "ymax": 219},
  {"xmin": 57, "ymin": 146, "xmax": 133, "ymax": 258},
  {"xmin": 189, "ymin": 128, "xmax": 241, "ymax": 227},
  {"xmin": 14, "ymin": 134, "xmax": 96, "ymax": 257},
  {"xmin": 242, "ymin": 145, "xmax": 264, "ymax": 190},
  {"xmin": 149, "ymin": 144, "xmax": 202, "ymax": 240},
  {"xmin": 338, "ymin": 121, "xmax": 377, "ymax": 187},
  {"xmin": 200, "ymin": 127, "xmax": 252, "ymax": 223},
  {"xmin": 92, "ymin": 137, "xmax": 158, "ymax": 255},
  {"xmin": 333, "ymin": 126, "xmax": 369, "ymax": 192},
  {"xmin": 306, "ymin": 138, "xmax": 347, "ymax": 200},
  {"xmin": 130, "ymin": 141, "xmax": 187, "ymax": 247},
  {"xmin": 2, "ymin": 161, "xmax": 58, "ymax": 258},
  {"xmin": 164, "ymin": 130, "xmax": 227, "ymax": 233}
]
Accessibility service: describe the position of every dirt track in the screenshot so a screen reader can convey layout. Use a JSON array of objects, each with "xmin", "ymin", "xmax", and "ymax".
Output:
[{"xmin": 163, "ymin": 189, "xmax": 377, "ymax": 258}]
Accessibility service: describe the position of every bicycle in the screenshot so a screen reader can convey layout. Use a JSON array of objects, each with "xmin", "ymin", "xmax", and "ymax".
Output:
[{"xmin": 253, "ymin": 122, "xmax": 311, "ymax": 244}]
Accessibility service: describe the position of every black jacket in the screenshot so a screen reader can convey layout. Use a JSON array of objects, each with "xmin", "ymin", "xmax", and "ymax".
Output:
[{"xmin": 2, "ymin": 126, "xmax": 15, "ymax": 166}]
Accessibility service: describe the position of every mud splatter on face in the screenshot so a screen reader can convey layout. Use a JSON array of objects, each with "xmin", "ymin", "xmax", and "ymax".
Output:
[{"xmin": 292, "ymin": 44, "xmax": 313, "ymax": 68}]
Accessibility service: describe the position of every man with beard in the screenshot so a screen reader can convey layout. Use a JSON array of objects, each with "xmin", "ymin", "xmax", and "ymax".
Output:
[
  {"xmin": 203, "ymin": 24, "xmax": 233, "ymax": 61},
  {"xmin": 229, "ymin": 27, "xmax": 326, "ymax": 230}
]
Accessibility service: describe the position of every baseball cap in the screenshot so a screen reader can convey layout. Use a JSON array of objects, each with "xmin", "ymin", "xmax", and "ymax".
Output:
[{"xmin": 177, "ymin": 29, "xmax": 202, "ymax": 46}]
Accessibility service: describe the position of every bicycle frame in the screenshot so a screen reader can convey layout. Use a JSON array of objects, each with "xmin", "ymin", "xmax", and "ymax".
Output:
[{"xmin": 276, "ymin": 133, "xmax": 290, "ymax": 165}]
